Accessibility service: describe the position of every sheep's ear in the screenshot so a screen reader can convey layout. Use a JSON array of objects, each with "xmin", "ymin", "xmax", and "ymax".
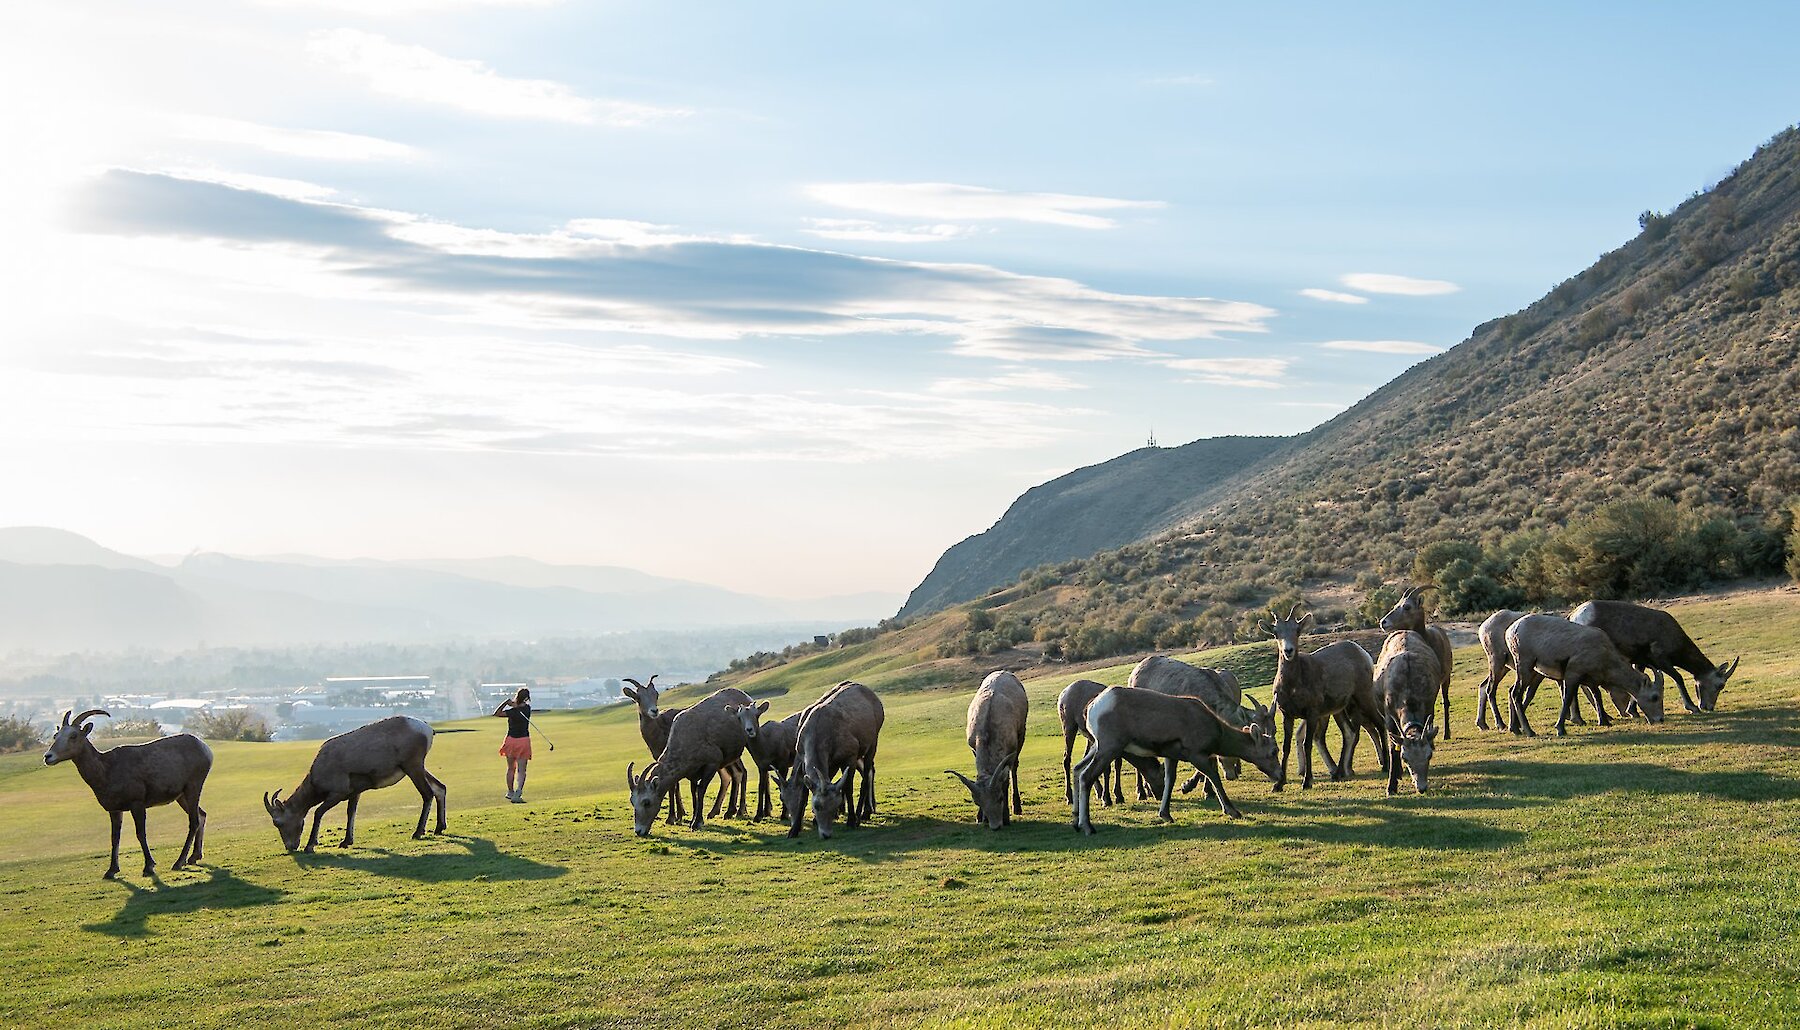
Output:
[
  {"xmin": 622, "ymin": 686, "xmax": 639, "ymax": 702},
  {"xmin": 80, "ymin": 722, "xmax": 94, "ymax": 737},
  {"xmin": 755, "ymin": 700, "xmax": 770, "ymax": 716},
  {"xmin": 1426, "ymin": 723, "xmax": 1440, "ymax": 741}
]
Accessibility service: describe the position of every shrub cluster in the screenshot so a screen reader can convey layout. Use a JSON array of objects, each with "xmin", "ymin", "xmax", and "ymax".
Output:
[{"xmin": 188, "ymin": 709, "xmax": 273, "ymax": 742}]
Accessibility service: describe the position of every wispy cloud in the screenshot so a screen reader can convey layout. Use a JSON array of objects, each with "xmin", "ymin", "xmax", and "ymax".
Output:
[
  {"xmin": 800, "ymin": 218, "xmax": 976, "ymax": 244},
  {"xmin": 929, "ymin": 368, "xmax": 1087, "ymax": 394},
  {"xmin": 76, "ymin": 170, "xmax": 1273, "ymax": 363},
  {"xmin": 1318, "ymin": 339, "xmax": 1444, "ymax": 355},
  {"xmin": 806, "ymin": 182, "xmax": 1162, "ymax": 230},
  {"xmin": 1164, "ymin": 356, "xmax": 1290, "ymax": 389},
  {"xmin": 175, "ymin": 116, "xmax": 421, "ymax": 162},
  {"xmin": 306, "ymin": 30, "xmax": 687, "ymax": 125},
  {"xmin": 1339, "ymin": 272, "xmax": 1460, "ymax": 296},
  {"xmin": 1299, "ymin": 287, "xmax": 1366, "ymax": 305}
]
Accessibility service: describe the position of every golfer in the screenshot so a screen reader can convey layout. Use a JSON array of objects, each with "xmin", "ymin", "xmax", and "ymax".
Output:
[{"xmin": 494, "ymin": 687, "xmax": 533, "ymax": 803}]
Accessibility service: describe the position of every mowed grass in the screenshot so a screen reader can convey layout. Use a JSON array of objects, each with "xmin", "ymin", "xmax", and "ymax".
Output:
[{"xmin": 3, "ymin": 590, "xmax": 1798, "ymax": 1028}]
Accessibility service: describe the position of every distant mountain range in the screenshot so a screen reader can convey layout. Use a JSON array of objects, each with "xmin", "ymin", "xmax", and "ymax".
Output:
[{"xmin": 0, "ymin": 528, "xmax": 900, "ymax": 654}]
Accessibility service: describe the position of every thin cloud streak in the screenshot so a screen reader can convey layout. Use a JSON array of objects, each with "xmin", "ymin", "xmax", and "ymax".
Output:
[
  {"xmin": 175, "ymin": 116, "xmax": 422, "ymax": 162},
  {"xmin": 307, "ymin": 30, "xmax": 687, "ymax": 125},
  {"xmin": 1339, "ymin": 272, "xmax": 1460, "ymax": 296},
  {"xmin": 1299, "ymin": 287, "xmax": 1367, "ymax": 304},
  {"xmin": 1318, "ymin": 339, "xmax": 1444, "ymax": 355},
  {"xmin": 806, "ymin": 181, "xmax": 1163, "ymax": 229}
]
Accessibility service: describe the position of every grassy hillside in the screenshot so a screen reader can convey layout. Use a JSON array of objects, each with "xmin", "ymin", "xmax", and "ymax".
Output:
[
  {"xmin": 897, "ymin": 125, "xmax": 1800, "ymax": 656},
  {"xmin": 4, "ymin": 589, "xmax": 1797, "ymax": 1028}
]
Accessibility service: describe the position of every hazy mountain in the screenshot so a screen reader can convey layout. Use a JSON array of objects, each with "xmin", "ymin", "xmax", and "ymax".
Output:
[
  {"xmin": 0, "ymin": 528, "xmax": 901, "ymax": 654},
  {"xmin": 899, "ymin": 435, "xmax": 1286, "ymax": 617}
]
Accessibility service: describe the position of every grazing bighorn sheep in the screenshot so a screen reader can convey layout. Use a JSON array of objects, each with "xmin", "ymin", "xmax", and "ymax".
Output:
[
  {"xmin": 1260, "ymin": 605, "xmax": 1374, "ymax": 789},
  {"xmin": 43, "ymin": 709, "xmax": 213, "ymax": 879},
  {"xmin": 781, "ymin": 681, "xmax": 884, "ymax": 840},
  {"xmin": 1127, "ymin": 656, "xmax": 1247, "ymax": 792},
  {"xmin": 1476, "ymin": 610, "xmax": 1609, "ymax": 730},
  {"xmin": 1072, "ymin": 686, "xmax": 1280, "ymax": 834},
  {"xmin": 264, "ymin": 715, "xmax": 445, "ymax": 853},
  {"xmin": 1057, "ymin": 679, "xmax": 1126, "ymax": 806},
  {"xmin": 622, "ymin": 675, "xmax": 745, "ymax": 822},
  {"xmin": 1379, "ymin": 586, "xmax": 1455, "ymax": 738},
  {"xmin": 946, "ymin": 671, "xmax": 1027, "ymax": 829},
  {"xmin": 627, "ymin": 687, "xmax": 753, "ymax": 835},
  {"xmin": 1374, "ymin": 632, "xmax": 1442, "ymax": 795},
  {"xmin": 1570, "ymin": 600, "xmax": 1741, "ymax": 713},
  {"xmin": 724, "ymin": 701, "xmax": 802, "ymax": 821},
  {"xmin": 1505, "ymin": 615, "xmax": 1665, "ymax": 737}
]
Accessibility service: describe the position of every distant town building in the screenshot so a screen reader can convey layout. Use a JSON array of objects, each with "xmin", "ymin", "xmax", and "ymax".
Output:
[{"xmin": 814, "ymin": 635, "xmax": 831, "ymax": 647}]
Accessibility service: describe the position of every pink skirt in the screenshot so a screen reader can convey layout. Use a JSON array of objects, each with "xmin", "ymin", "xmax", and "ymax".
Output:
[{"xmin": 499, "ymin": 736, "xmax": 532, "ymax": 760}]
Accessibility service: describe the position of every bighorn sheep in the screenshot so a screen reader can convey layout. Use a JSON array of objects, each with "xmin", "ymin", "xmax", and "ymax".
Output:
[
  {"xmin": 1057, "ymin": 679, "xmax": 1126, "ymax": 806},
  {"xmin": 264, "ymin": 715, "xmax": 445, "ymax": 852},
  {"xmin": 1570, "ymin": 600, "xmax": 1741, "ymax": 713},
  {"xmin": 1476, "ymin": 610, "xmax": 1609, "ymax": 730},
  {"xmin": 1260, "ymin": 605, "xmax": 1376, "ymax": 789},
  {"xmin": 1127, "ymin": 656, "xmax": 1247, "ymax": 791},
  {"xmin": 627, "ymin": 687, "xmax": 753, "ymax": 835},
  {"xmin": 43, "ymin": 709, "xmax": 213, "ymax": 879},
  {"xmin": 623, "ymin": 675, "xmax": 745, "ymax": 823},
  {"xmin": 724, "ymin": 701, "xmax": 802, "ymax": 821},
  {"xmin": 1072, "ymin": 686, "xmax": 1280, "ymax": 834},
  {"xmin": 1374, "ymin": 632, "xmax": 1441, "ymax": 795},
  {"xmin": 1380, "ymin": 586, "xmax": 1455, "ymax": 738},
  {"xmin": 946, "ymin": 671, "xmax": 1027, "ymax": 829},
  {"xmin": 781, "ymin": 681, "xmax": 884, "ymax": 840},
  {"xmin": 1505, "ymin": 615, "xmax": 1665, "ymax": 737}
]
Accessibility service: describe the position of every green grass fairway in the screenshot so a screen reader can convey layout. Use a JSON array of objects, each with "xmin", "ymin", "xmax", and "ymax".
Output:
[{"xmin": 4, "ymin": 590, "xmax": 1798, "ymax": 1028}]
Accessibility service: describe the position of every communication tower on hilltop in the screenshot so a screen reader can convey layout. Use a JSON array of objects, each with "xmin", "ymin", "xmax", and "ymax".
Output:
[{"xmin": 1146, "ymin": 428, "xmax": 1159, "ymax": 448}]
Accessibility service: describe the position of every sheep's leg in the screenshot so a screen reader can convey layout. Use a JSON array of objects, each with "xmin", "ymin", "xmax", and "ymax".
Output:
[
  {"xmin": 1440, "ymin": 675, "xmax": 1452, "ymax": 741},
  {"xmin": 690, "ymin": 776, "xmax": 708, "ymax": 831},
  {"xmin": 1299, "ymin": 720, "xmax": 1316, "ymax": 789},
  {"xmin": 1510, "ymin": 671, "xmax": 1538, "ymax": 737},
  {"xmin": 1074, "ymin": 745, "xmax": 1121, "ymax": 834},
  {"xmin": 305, "ymin": 797, "xmax": 342, "ymax": 852},
  {"xmin": 860, "ymin": 754, "xmax": 877, "ymax": 819},
  {"xmin": 105, "ymin": 810, "xmax": 123, "ymax": 879},
  {"xmin": 1010, "ymin": 755, "xmax": 1023, "ymax": 815},
  {"xmin": 131, "ymin": 807, "xmax": 154, "ymax": 877},
  {"xmin": 428, "ymin": 772, "xmax": 447, "ymax": 833},
  {"xmin": 1155, "ymin": 757, "xmax": 1178, "ymax": 822},
  {"xmin": 1670, "ymin": 667, "xmax": 1700, "ymax": 713},
  {"xmin": 1385, "ymin": 741, "xmax": 1403, "ymax": 796},
  {"xmin": 1475, "ymin": 672, "xmax": 1493, "ymax": 730},
  {"xmin": 707, "ymin": 771, "xmax": 726, "ymax": 820},
  {"xmin": 1553, "ymin": 680, "xmax": 1578, "ymax": 737},
  {"xmin": 173, "ymin": 794, "xmax": 198, "ymax": 869},
  {"xmin": 1192, "ymin": 756, "xmax": 1240, "ymax": 819},
  {"xmin": 407, "ymin": 769, "xmax": 434, "ymax": 838},
  {"xmin": 1061, "ymin": 725, "xmax": 1077, "ymax": 805},
  {"xmin": 1315, "ymin": 717, "xmax": 1345, "ymax": 782},
  {"xmin": 1277, "ymin": 712, "xmax": 1295, "ymax": 791},
  {"xmin": 1582, "ymin": 683, "xmax": 1610, "ymax": 726},
  {"xmin": 341, "ymin": 794, "xmax": 360, "ymax": 848},
  {"xmin": 1107, "ymin": 757, "xmax": 1123, "ymax": 805}
]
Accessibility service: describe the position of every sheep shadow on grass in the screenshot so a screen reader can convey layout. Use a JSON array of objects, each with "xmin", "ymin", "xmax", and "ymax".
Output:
[
  {"xmin": 1455, "ymin": 757, "xmax": 1800, "ymax": 804},
  {"xmin": 83, "ymin": 867, "xmax": 285, "ymax": 939},
  {"xmin": 291, "ymin": 834, "xmax": 566, "ymax": 883}
]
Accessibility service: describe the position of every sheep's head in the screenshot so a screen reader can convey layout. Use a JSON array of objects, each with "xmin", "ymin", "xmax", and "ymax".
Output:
[
  {"xmin": 1389, "ymin": 715, "xmax": 1437, "ymax": 793},
  {"xmin": 1379, "ymin": 586, "xmax": 1428, "ymax": 633},
  {"xmin": 621, "ymin": 675, "xmax": 663, "ymax": 719},
  {"xmin": 1626, "ymin": 668, "xmax": 1665, "ymax": 724},
  {"xmin": 1238, "ymin": 695, "xmax": 1283, "ymax": 786},
  {"xmin": 43, "ymin": 709, "xmax": 107, "ymax": 766},
  {"xmin": 263, "ymin": 789, "xmax": 305, "ymax": 851},
  {"xmin": 807, "ymin": 767, "xmax": 852, "ymax": 839},
  {"xmin": 1696, "ymin": 657, "xmax": 1739, "ymax": 712},
  {"xmin": 945, "ymin": 755, "xmax": 1015, "ymax": 830},
  {"xmin": 775, "ymin": 766, "xmax": 807, "ymax": 825},
  {"xmin": 627, "ymin": 762, "xmax": 669, "ymax": 837},
  {"xmin": 1258, "ymin": 604, "xmax": 1312, "ymax": 662},
  {"xmin": 724, "ymin": 701, "xmax": 769, "ymax": 741}
]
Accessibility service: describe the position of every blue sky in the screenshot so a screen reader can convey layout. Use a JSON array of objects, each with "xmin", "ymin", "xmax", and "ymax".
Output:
[{"xmin": 2, "ymin": 2, "xmax": 1796, "ymax": 596}]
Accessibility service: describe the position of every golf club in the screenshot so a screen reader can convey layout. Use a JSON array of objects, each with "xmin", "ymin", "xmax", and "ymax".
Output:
[{"xmin": 525, "ymin": 715, "xmax": 555, "ymax": 750}]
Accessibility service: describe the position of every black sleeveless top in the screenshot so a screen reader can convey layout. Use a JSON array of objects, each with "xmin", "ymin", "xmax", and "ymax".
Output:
[{"xmin": 506, "ymin": 704, "xmax": 531, "ymax": 738}]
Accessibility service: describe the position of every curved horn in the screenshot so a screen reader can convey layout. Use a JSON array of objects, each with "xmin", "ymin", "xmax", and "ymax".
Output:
[
  {"xmin": 1286, "ymin": 602, "xmax": 1302, "ymax": 621},
  {"xmin": 271, "ymin": 789, "xmax": 284, "ymax": 808},
  {"xmin": 622, "ymin": 678, "xmax": 644, "ymax": 690},
  {"xmin": 626, "ymin": 761, "xmax": 637, "ymax": 790},
  {"xmin": 944, "ymin": 769, "xmax": 978, "ymax": 790},
  {"xmin": 1724, "ymin": 656, "xmax": 1741, "ymax": 680},
  {"xmin": 72, "ymin": 709, "xmax": 110, "ymax": 727},
  {"xmin": 646, "ymin": 674, "xmax": 659, "ymax": 688},
  {"xmin": 60, "ymin": 709, "xmax": 72, "ymax": 728},
  {"xmin": 263, "ymin": 791, "xmax": 274, "ymax": 815}
]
